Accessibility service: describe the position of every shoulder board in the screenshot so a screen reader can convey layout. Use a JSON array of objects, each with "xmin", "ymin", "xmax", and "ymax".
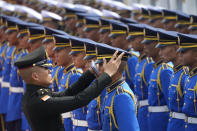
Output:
[
  {"xmin": 146, "ymin": 57, "xmax": 153, "ymax": 63},
  {"xmin": 116, "ymin": 86, "xmax": 125, "ymax": 95},
  {"xmin": 166, "ymin": 63, "xmax": 173, "ymax": 69},
  {"xmin": 37, "ymin": 89, "xmax": 51, "ymax": 101},
  {"xmin": 131, "ymin": 52, "xmax": 139, "ymax": 58},
  {"xmin": 183, "ymin": 66, "xmax": 189, "ymax": 75},
  {"xmin": 162, "ymin": 63, "xmax": 173, "ymax": 69}
]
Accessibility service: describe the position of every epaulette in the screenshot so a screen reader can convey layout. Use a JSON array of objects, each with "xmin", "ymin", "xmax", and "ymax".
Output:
[
  {"xmin": 162, "ymin": 63, "xmax": 173, "ymax": 70},
  {"xmin": 131, "ymin": 52, "xmax": 139, "ymax": 58},
  {"xmin": 146, "ymin": 57, "xmax": 153, "ymax": 63},
  {"xmin": 116, "ymin": 86, "xmax": 125, "ymax": 95},
  {"xmin": 166, "ymin": 63, "xmax": 173, "ymax": 69},
  {"xmin": 37, "ymin": 88, "xmax": 51, "ymax": 101},
  {"xmin": 183, "ymin": 66, "xmax": 189, "ymax": 75}
]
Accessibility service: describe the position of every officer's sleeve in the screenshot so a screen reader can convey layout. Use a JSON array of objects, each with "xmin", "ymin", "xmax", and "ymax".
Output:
[
  {"xmin": 39, "ymin": 72, "xmax": 111, "ymax": 114},
  {"xmin": 160, "ymin": 69, "xmax": 173, "ymax": 104},
  {"xmin": 51, "ymin": 70, "xmax": 95, "ymax": 97},
  {"xmin": 113, "ymin": 93, "xmax": 140, "ymax": 131}
]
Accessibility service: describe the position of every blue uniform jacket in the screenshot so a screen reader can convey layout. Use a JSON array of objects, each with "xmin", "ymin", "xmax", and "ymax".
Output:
[
  {"xmin": 58, "ymin": 64, "xmax": 81, "ymax": 131},
  {"xmin": 86, "ymin": 88, "xmax": 106, "ymax": 130},
  {"xmin": 101, "ymin": 78, "xmax": 140, "ymax": 131},
  {"xmin": 182, "ymin": 67, "xmax": 197, "ymax": 131},
  {"xmin": 6, "ymin": 49, "xmax": 28, "ymax": 122},
  {"xmin": 167, "ymin": 65, "xmax": 188, "ymax": 131},
  {"xmin": 148, "ymin": 61, "xmax": 173, "ymax": 131},
  {"xmin": 49, "ymin": 65, "xmax": 64, "ymax": 92},
  {"xmin": 0, "ymin": 45, "xmax": 15, "ymax": 114},
  {"xmin": 134, "ymin": 55, "xmax": 153, "ymax": 131},
  {"xmin": 0, "ymin": 42, "xmax": 8, "ymax": 96},
  {"xmin": 124, "ymin": 53, "xmax": 138, "ymax": 92}
]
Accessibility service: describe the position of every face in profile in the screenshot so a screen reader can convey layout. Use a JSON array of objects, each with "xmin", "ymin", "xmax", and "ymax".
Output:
[
  {"xmin": 180, "ymin": 49, "xmax": 196, "ymax": 67},
  {"xmin": 32, "ymin": 67, "xmax": 53, "ymax": 87},
  {"xmin": 159, "ymin": 45, "xmax": 178, "ymax": 63},
  {"xmin": 71, "ymin": 52, "xmax": 86, "ymax": 70},
  {"xmin": 143, "ymin": 41, "xmax": 159, "ymax": 58},
  {"xmin": 55, "ymin": 47, "xmax": 72, "ymax": 66}
]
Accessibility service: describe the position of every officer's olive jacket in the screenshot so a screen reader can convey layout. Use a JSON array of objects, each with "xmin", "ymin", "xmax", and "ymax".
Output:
[{"xmin": 22, "ymin": 71, "xmax": 111, "ymax": 131}]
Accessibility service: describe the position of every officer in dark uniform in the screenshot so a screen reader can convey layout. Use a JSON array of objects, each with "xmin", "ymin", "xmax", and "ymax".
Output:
[{"xmin": 14, "ymin": 46, "xmax": 124, "ymax": 131}]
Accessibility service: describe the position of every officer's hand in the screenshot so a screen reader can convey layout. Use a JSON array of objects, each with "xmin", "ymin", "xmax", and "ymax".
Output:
[{"xmin": 103, "ymin": 51, "xmax": 124, "ymax": 77}]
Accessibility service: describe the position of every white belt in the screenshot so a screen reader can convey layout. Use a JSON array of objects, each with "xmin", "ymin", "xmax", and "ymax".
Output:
[
  {"xmin": 9, "ymin": 87, "xmax": 24, "ymax": 93},
  {"xmin": 170, "ymin": 112, "xmax": 186, "ymax": 120},
  {"xmin": 73, "ymin": 119, "xmax": 88, "ymax": 127},
  {"xmin": 148, "ymin": 105, "xmax": 169, "ymax": 112},
  {"xmin": 88, "ymin": 129, "xmax": 102, "ymax": 131},
  {"xmin": 138, "ymin": 99, "xmax": 149, "ymax": 108},
  {"xmin": 2, "ymin": 81, "xmax": 10, "ymax": 88},
  {"xmin": 61, "ymin": 112, "xmax": 72, "ymax": 118},
  {"xmin": 186, "ymin": 117, "xmax": 197, "ymax": 124}
]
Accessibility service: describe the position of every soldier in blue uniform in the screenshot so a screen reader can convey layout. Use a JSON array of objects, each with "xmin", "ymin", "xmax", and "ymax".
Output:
[
  {"xmin": 4, "ymin": 17, "xmax": 30, "ymax": 131},
  {"xmin": 127, "ymin": 23, "xmax": 154, "ymax": 131},
  {"xmin": 156, "ymin": 30, "xmax": 189, "ymax": 131},
  {"xmin": 42, "ymin": 27, "xmax": 67, "ymax": 92},
  {"xmin": 161, "ymin": 9, "xmax": 177, "ymax": 31},
  {"xmin": 63, "ymin": 7, "xmax": 86, "ymax": 35},
  {"xmin": 83, "ymin": 17, "xmax": 101, "ymax": 42},
  {"xmin": 27, "ymin": 25, "xmax": 45, "ymax": 52},
  {"xmin": 83, "ymin": 39, "xmax": 104, "ymax": 131},
  {"xmin": 142, "ymin": 25, "xmax": 173, "ymax": 131},
  {"xmin": 109, "ymin": 20, "xmax": 138, "ymax": 92},
  {"xmin": 178, "ymin": 34, "xmax": 197, "ymax": 131},
  {"xmin": 0, "ymin": 15, "xmax": 9, "ymax": 131},
  {"xmin": 69, "ymin": 36, "xmax": 89, "ymax": 131},
  {"xmin": 0, "ymin": 16, "xmax": 17, "ymax": 131},
  {"xmin": 41, "ymin": 10, "xmax": 63, "ymax": 30},
  {"xmin": 175, "ymin": 12, "xmax": 190, "ymax": 34},
  {"xmin": 53, "ymin": 34, "xmax": 81, "ymax": 131},
  {"xmin": 98, "ymin": 18, "xmax": 115, "ymax": 45},
  {"xmin": 95, "ymin": 44, "xmax": 139, "ymax": 131}
]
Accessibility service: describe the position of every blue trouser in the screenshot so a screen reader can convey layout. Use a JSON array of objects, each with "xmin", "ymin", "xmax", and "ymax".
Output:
[
  {"xmin": 167, "ymin": 117, "xmax": 185, "ymax": 131},
  {"xmin": 138, "ymin": 106, "xmax": 149, "ymax": 131},
  {"xmin": 148, "ymin": 112, "xmax": 168, "ymax": 131}
]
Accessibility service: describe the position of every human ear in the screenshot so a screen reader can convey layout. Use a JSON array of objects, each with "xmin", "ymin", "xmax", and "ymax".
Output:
[{"xmin": 31, "ymin": 72, "xmax": 39, "ymax": 81}]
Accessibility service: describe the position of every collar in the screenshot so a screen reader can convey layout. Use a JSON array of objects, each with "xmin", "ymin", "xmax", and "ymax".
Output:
[
  {"xmin": 26, "ymin": 84, "xmax": 48, "ymax": 94},
  {"xmin": 139, "ymin": 54, "xmax": 146, "ymax": 62},
  {"xmin": 127, "ymin": 48, "xmax": 133, "ymax": 52},
  {"xmin": 153, "ymin": 60, "xmax": 163, "ymax": 69},
  {"xmin": 63, "ymin": 63, "xmax": 75, "ymax": 74},
  {"xmin": 189, "ymin": 67, "xmax": 197, "ymax": 77},
  {"xmin": 106, "ymin": 78, "xmax": 125, "ymax": 93},
  {"xmin": 173, "ymin": 64, "xmax": 183, "ymax": 73}
]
